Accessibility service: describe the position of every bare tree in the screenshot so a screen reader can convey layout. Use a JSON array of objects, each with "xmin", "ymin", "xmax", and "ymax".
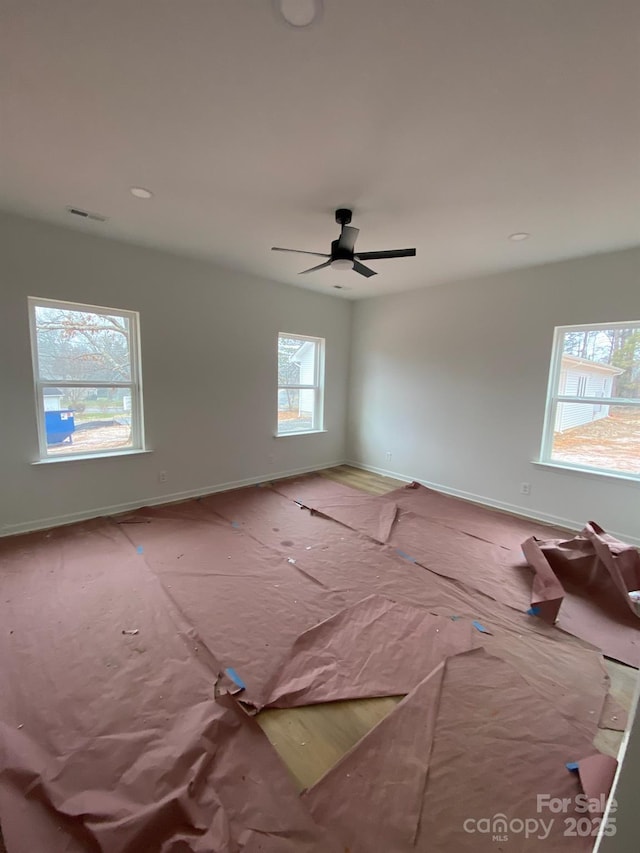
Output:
[
  {"xmin": 36, "ymin": 307, "xmax": 131, "ymax": 418},
  {"xmin": 36, "ymin": 309, "xmax": 130, "ymax": 384},
  {"xmin": 562, "ymin": 326, "xmax": 640, "ymax": 398},
  {"xmin": 278, "ymin": 336, "xmax": 303, "ymax": 411}
]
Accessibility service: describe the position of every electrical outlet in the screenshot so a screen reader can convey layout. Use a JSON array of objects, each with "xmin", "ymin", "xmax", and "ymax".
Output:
[
  {"xmin": 385, "ymin": 452, "xmax": 392, "ymax": 462},
  {"xmin": 520, "ymin": 482, "xmax": 531, "ymax": 495},
  {"xmin": 159, "ymin": 470, "xmax": 167, "ymax": 484}
]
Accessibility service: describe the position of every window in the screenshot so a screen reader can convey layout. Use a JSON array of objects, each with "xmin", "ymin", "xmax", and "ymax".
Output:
[
  {"xmin": 540, "ymin": 322, "xmax": 640, "ymax": 478},
  {"xmin": 29, "ymin": 297, "xmax": 144, "ymax": 460},
  {"xmin": 277, "ymin": 333, "xmax": 324, "ymax": 434}
]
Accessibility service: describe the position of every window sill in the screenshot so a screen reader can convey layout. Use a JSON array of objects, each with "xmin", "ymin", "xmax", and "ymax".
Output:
[
  {"xmin": 532, "ymin": 460, "xmax": 640, "ymax": 485},
  {"xmin": 32, "ymin": 449, "xmax": 152, "ymax": 465},
  {"xmin": 274, "ymin": 429, "xmax": 328, "ymax": 438}
]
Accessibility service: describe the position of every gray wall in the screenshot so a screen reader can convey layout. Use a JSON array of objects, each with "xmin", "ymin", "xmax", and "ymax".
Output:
[
  {"xmin": 348, "ymin": 247, "xmax": 640, "ymax": 542},
  {"xmin": 0, "ymin": 213, "xmax": 351, "ymax": 534}
]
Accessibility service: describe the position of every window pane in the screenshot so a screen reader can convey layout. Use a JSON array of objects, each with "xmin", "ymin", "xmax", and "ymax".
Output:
[
  {"xmin": 278, "ymin": 336, "xmax": 316, "ymax": 387},
  {"xmin": 43, "ymin": 386, "xmax": 133, "ymax": 456},
  {"xmin": 551, "ymin": 403, "xmax": 640, "ymax": 475},
  {"xmin": 559, "ymin": 326, "xmax": 640, "ymax": 400},
  {"xmin": 278, "ymin": 388, "xmax": 315, "ymax": 433},
  {"xmin": 35, "ymin": 306, "xmax": 132, "ymax": 382}
]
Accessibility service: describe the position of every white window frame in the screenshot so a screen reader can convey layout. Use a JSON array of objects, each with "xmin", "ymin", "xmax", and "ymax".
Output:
[
  {"xmin": 28, "ymin": 296, "xmax": 145, "ymax": 461},
  {"xmin": 277, "ymin": 332, "xmax": 325, "ymax": 436},
  {"xmin": 540, "ymin": 320, "xmax": 640, "ymax": 479}
]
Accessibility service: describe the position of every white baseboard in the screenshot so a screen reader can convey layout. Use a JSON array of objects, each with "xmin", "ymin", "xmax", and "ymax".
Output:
[
  {"xmin": 6, "ymin": 458, "xmax": 639, "ymax": 548},
  {"xmin": 346, "ymin": 460, "xmax": 640, "ymax": 547},
  {"xmin": 0, "ymin": 460, "xmax": 346, "ymax": 538}
]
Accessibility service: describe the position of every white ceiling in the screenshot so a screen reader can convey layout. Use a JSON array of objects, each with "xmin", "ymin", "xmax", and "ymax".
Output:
[{"xmin": 1, "ymin": 0, "xmax": 639, "ymax": 298}]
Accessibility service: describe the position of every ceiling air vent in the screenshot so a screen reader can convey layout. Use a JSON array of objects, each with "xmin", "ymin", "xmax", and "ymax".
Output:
[{"xmin": 66, "ymin": 206, "xmax": 108, "ymax": 222}]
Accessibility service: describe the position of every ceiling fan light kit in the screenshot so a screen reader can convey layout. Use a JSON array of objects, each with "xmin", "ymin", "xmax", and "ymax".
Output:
[
  {"xmin": 272, "ymin": 208, "xmax": 417, "ymax": 279},
  {"xmin": 330, "ymin": 258, "xmax": 353, "ymax": 271}
]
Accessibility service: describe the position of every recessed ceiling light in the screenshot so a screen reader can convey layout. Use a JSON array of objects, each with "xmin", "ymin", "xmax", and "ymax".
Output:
[
  {"xmin": 130, "ymin": 187, "xmax": 153, "ymax": 199},
  {"xmin": 509, "ymin": 232, "xmax": 530, "ymax": 242},
  {"xmin": 275, "ymin": 0, "xmax": 322, "ymax": 28}
]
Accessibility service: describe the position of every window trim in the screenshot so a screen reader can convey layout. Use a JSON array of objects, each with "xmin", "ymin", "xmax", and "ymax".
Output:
[
  {"xmin": 539, "ymin": 320, "xmax": 640, "ymax": 479},
  {"xmin": 28, "ymin": 296, "xmax": 145, "ymax": 461},
  {"xmin": 277, "ymin": 332, "xmax": 325, "ymax": 436}
]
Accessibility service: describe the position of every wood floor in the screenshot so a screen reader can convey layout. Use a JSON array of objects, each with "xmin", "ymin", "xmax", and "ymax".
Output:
[
  {"xmin": 318, "ymin": 463, "xmax": 407, "ymax": 496},
  {"xmin": 256, "ymin": 465, "xmax": 408, "ymax": 790},
  {"xmin": 256, "ymin": 464, "xmax": 637, "ymax": 791}
]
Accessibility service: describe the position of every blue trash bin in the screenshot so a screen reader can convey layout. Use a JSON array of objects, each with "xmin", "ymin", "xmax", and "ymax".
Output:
[{"xmin": 45, "ymin": 410, "xmax": 75, "ymax": 445}]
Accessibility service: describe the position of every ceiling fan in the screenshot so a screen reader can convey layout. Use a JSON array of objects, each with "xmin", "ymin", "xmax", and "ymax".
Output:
[{"xmin": 272, "ymin": 208, "xmax": 417, "ymax": 278}]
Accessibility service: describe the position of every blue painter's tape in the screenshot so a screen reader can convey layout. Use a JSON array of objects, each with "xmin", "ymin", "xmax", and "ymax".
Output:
[
  {"xmin": 136, "ymin": 545, "xmax": 144, "ymax": 554},
  {"xmin": 396, "ymin": 549, "xmax": 417, "ymax": 563},
  {"xmin": 566, "ymin": 762, "xmax": 579, "ymax": 772},
  {"xmin": 231, "ymin": 521, "xmax": 240, "ymax": 529},
  {"xmin": 225, "ymin": 668, "xmax": 246, "ymax": 690},
  {"xmin": 527, "ymin": 606, "xmax": 541, "ymax": 616},
  {"xmin": 472, "ymin": 620, "xmax": 490, "ymax": 634}
]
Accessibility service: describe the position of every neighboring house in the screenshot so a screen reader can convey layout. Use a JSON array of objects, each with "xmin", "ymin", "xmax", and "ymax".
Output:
[
  {"xmin": 43, "ymin": 387, "xmax": 64, "ymax": 411},
  {"xmin": 555, "ymin": 355, "xmax": 624, "ymax": 432},
  {"xmin": 292, "ymin": 340, "xmax": 316, "ymax": 417}
]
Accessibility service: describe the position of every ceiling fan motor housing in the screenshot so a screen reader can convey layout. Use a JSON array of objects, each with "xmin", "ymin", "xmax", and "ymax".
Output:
[{"xmin": 335, "ymin": 208, "xmax": 353, "ymax": 226}]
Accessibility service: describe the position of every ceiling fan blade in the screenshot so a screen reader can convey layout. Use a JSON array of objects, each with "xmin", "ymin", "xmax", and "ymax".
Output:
[
  {"xmin": 272, "ymin": 247, "xmax": 330, "ymax": 257},
  {"xmin": 337, "ymin": 225, "xmax": 359, "ymax": 253},
  {"xmin": 353, "ymin": 260, "xmax": 377, "ymax": 278},
  {"xmin": 299, "ymin": 260, "xmax": 332, "ymax": 274},
  {"xmin": 355, "ymin": 248, "xmax": 417, "ymax": 260}
]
